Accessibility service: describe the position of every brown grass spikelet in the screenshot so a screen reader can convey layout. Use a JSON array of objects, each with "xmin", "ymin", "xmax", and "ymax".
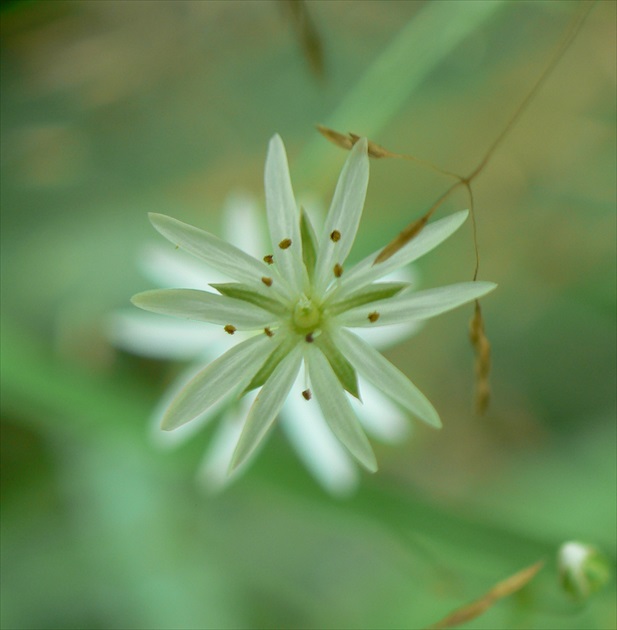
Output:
[
  {"xmin": 469, "ymin": 300, "xmax": 491, "ymax": 414},
  {"xmin": 428, "ymin": 561, "xmax": 544, "ymax": 629}
]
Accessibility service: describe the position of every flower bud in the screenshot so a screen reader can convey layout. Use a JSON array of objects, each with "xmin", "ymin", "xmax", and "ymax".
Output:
[{"xmin": 557, "ymin": 541, "xmax": 610, "ymax": 600}]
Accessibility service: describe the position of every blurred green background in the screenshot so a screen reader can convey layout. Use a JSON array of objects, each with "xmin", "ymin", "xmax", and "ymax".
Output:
[{"xmin": 1, "ymin": 1, "xmax": 615, "ymax": 628}]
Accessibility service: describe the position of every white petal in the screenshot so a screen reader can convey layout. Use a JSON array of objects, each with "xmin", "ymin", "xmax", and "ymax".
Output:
[
  {"xmin": 149, "ymin": 361, "xmax": 228, "ymax": 448},
  {"xmin": 355, "ymin": 321, "xmax": 423, "ymax": 352},
  {"xmin": 333, "ymin": 328, "xmax": 441, "ymax": 428},
  {"xmin": 230, "ymin": 344, "xmax": 303, "ymax": 470},
  {"xmin": 331, "ymin": 210, "xmax": 468, "ymax": 300},
  {"xmin": 339, "ymin": 281, "xmax": 497, "ymax": 327},
  {"xmin": 221, "ymin": 193, "xmax": 267, "ymax": 256},
  {"xmin": 315, "ymin": 137, "xmax": 369, "ymax": 294},
  {"xmin": 148, "ymin": 213, "xmax": 291, "ymax": 300},
  {"xmin": 305, "ymin": 343, "xmax": 377, "ymax": 472},
  {"xmin": 350, "ymin": 377, "xmax": 412, "ymax": 444},
  {"xmin": 161, "ymin": 333, "xmax": 276, "ymax": 430},
  {"xmin": 107, "ymin": 310, "xmax": 223, "ymax": 360},
  {"xmin": 131, "ymin": 288, "xmax": 277, "ymax": 329},
  {"xmin": 139, "ymin": 244, "xmax": 224, "ymax": 290},
  {"xmin": 281, "ymin": 375, "xmax": 359, "ymax": 497},
  {"xmin": 196, "ymin": 392, "xmax": 258, "ymax": 493},
  {"xmin": 264, "ymin": 135, "xmax": 304, "ymax": 288}
]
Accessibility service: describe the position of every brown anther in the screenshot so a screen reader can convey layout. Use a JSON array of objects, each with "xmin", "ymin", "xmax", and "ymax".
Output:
[
  {"xmin": 305, "ymin": 332, "xmax": 314, "ymax": 343},
  {"xmin": 261, "ymin": 276, "xmax": 273, "ymax": 287},
  {"xmin": 333, "ymin": 263, "xmax": 343, "ymax": 278},
  {"xmin": 330, "ymin": 230, "xmax": 341, "ymax": 242},
  {"xmin": 278, "ymin": 238, "xmax": 292, "ymax": 249},
  {"xmin": 224, "ymin": 324, "xmax": 236, "ymax": 335},
  {"xmin": 264, "ymin": 327, "xmax": 274, "ymax": 337},
  {"xmin": 368, "ymin": 311, "xmax": 380, "ymax": 323},
  {"xmin": 263, "ymin": 254, "xmax": 274, "ymax": 265},
  {"xmin": 302, "ymin": 389, "xmax": 312, "ymax": 401}
]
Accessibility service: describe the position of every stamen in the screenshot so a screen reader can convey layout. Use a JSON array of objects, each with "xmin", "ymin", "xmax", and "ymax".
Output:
[
  {"xmin": 264, "ymin": 327, "xmax": 274, "ymax": 337},
  {"xmin": 333, "ymin": 263, "xmax": 343, "ymax": 278},
  {"xmin": 224, "ymin": 324, "xmax": 237, "ymax": 335},
  {"xmin": 330, "ymin": 230, "xmax": 341, "ymax": 242},
  {"xmin": 278, "ymin": 238, "xmax": 292, "ymax": 249},
  {"xmin": 305, "ymin": 332, "xmax": 314, "ymax": 343},
  {"xmin": 302, "ymin": 389, "xmax": 312, "ymax": 401},
  {"xmin": 368, "ymin": 311, "xmax": 380, "ymax": 323},
  {"xmin": 263, "ymin": 254, "xmax": 274, "ymax": 265},
  {"xmin": 261, "ymin": 276, "xmax": 273, "ymax": 287}
]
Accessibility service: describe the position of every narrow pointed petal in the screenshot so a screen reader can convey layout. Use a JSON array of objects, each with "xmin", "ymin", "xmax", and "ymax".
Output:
[
  {"xmin": 131, "ymin": 288, "xmax": 277, "ymax": 329},
  {"xmin": 331, "ymin": 210, "xmax": 468, "ymax": 300},
  {"xmin": 230, "ymin": 344, "xmax": 303, "ymax": 471},
  {"xmin": 161, "ymin": 334, "xmax": 275, "ymax": 430},
  {"xmin": 107, "ymin": 310, "xmax": 223, "ymax": 360},
  {"xmin": 282, "ymin": 383, "xmax": 359, "ymax": 497},
  {"xmin": 305, "ymin": 344, "xmax": 377, "ymax": 472},
  {"xmin": 339, "ymin": 281, "xmax": 497, "ymax": 327},
  {"xmin": 314, "ymin": 138, "xmax": 369, "ymax": 293},
  {"xmin": 264, "ymin": 134, "xmax": 304, "ymax": 288},
  {"xmin": 333, "ymin": 328, "xmax": 441, "ymax": 428},
  {"xmin": 350, "ymin": 377, "xmax": 412, "ymax": 444},
  {"xmin": 148, "ymin": 213, "xmax": 289, "ymax": 298}
]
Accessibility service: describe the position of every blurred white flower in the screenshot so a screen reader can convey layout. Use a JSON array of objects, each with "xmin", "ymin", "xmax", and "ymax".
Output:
[{"xmin": 115, "ymin": 135, "xmax": 495, "ymax": 494}]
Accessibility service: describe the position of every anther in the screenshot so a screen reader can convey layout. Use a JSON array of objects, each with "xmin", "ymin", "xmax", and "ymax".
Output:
[
  {"xmin": 330, "ymin": 230, "xmax": 341, "ymax": 242},
  {"xmin": 368, "ymin": 311, "xmax": 380, "ymax": 323},
  {"xmin": 305, "ymin": 332, "xmax": 314, "ymax": 343},
  {"xmin": 264, "ymin": 327, "xmax": 274, "ymax": 337},
  {"xmin": 302, "ymin": 389, "xmax": 312, "ymax": 401},
  {"xmin": 224, "ymin": 324, "xmax": 237, "ymax": 335},
  {"xmin": 261, "ymin": 276, "xmax": 273, "ymax": 287},
  {"xmin": 278, "ymin": 238, "xmax": 292, "ymax": 249},
  {"xmin": 263, "ymin": 254, "xmax": 274, "ymax": 265},
  {"xmin": 333, "ymin": 263, "xmax": 343, "ymax": 278}
]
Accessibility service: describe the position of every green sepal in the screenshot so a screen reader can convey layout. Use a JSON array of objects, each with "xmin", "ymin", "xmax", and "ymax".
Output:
[
  {"xmin": 315, "ymin": 332, "xmax": 360, "ymax": 399},
  {"xmin": 242, "ymin": 333, "xmax": 297, "ymax": 394},
  {"xmin": 300, "ymin": 207, "xmax": 318, "ymax": 281},
  {"xmin": 328, "ymin": 282, "xmax": 409, "ymax": 315},
  {"xmin": 211, "ymin": 283, "xmax": 285, "ymax": 315}
]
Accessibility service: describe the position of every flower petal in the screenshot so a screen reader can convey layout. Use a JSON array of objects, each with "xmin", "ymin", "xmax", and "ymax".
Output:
[
  {"xmin": 314, "ymin": 138, "xmax": 369, "ymax": 294},
  {"xmin": 107, "ymin": 310, "xmax": 224, "ymax": 360},
  {"xmin": 333, "ymin": 328, "xmax": 441, "ymax": 428},
  {"xmin": 350, "ymin": 377, "xmax": 412, "ymax": 444},
  {"xmin": 230, "ymin": 344, "xmax": 303, "ymax": 471},
  {"xmin": 161, "ymin": 333, "xmax": 275, "ymax": 430},
  {"xmin": 148, "ymin": 213, "xmax": 290, "ymax": 299},
  {"xmin": 264, "ymin": 134, "xmax": 304, "ymax": 288},
  {"xmin": 339, "ymin": 281, "xmax": 497, "ymax": 327},
  {"xmin": 331, "ymin": 210, "xmax": 468, "ymax": 300},
  {"xmin": 131, "ymin": 288, "xmax": 277, "ymax": 329},
  {"xmin": 281, "ymin": 379, "xmax": 359, "ymax": 497},
  {"xmin": 305, "ymin": 343, "xmax": 377, "ymax": 472}
]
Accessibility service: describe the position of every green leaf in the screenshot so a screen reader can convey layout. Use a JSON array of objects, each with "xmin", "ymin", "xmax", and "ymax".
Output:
[
  {"xmin": 328, "ymin": 282, "xmax": 409, "ymax": 315},
  {"xmin": 314, "ymin": 332, "xmax": 359, "ymax": 399},
  {"xmin": 211, "ymin": 283, "xmax": 286, "ymax": 315}
]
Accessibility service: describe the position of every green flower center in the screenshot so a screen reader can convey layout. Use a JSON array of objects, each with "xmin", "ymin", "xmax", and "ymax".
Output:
[{"xmin": 292, "ymin": 295, "xmax": 321, "ymax": 333}]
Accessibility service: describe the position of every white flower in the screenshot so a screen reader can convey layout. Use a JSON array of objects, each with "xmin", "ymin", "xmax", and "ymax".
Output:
[
  {"xmin": 111, "ymin": 196, "xmax": 419, "ymax": 496},
  {"xmin": 131, "ymin": 135, "xmax": 496, "ymax": 478}
]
